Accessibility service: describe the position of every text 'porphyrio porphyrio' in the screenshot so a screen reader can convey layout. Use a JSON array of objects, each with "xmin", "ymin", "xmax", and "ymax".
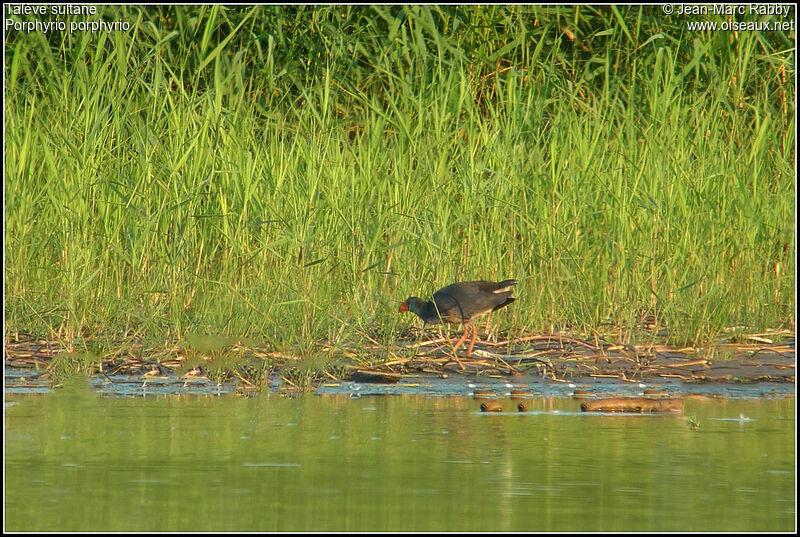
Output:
[{"xmin": 399, "ymin": 280, "xmax": 517, "ymax": 359}]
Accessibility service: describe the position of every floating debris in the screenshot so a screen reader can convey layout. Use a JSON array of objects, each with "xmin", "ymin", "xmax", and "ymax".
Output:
[
  {"xmin": 580, "ymin": 397, "xmax": 684, "ymax": 413},
  {"xmin": 480, "ymin": 400, "xmax": 503, "ymax": 412}
]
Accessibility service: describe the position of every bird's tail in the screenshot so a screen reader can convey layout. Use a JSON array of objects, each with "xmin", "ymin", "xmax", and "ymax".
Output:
[
  {"xmin": 495, "ymin": 279, "xmax": 517, "ymax": 292},
  {"xmin": 492, "ymin": 297, "xmax": 515, "ymax": 312}
]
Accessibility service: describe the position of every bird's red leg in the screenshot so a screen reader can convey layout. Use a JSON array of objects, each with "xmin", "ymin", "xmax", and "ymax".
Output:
[
  {"xmin": 466, "ymin": 320, "xmax": 478, "ymax": 358},
  {"xmin": 452, "ymin": 325, "xmax": 470, "ymax": 353},
  {"xmin": 446, "ymin": 325, "xmax": 469, "ymax": 370}
]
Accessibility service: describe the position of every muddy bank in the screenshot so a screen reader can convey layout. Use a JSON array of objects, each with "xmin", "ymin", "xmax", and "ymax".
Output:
[
  {"xmin": 365, "ymin": 332, "xmax": 795, "ymax": 384},
  {"xmin": 4, "ymin": 331, "xmax": 795, "ymax": 396}
]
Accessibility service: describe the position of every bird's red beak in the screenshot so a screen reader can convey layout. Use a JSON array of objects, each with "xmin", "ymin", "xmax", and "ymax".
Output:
[{"xmin": 398, "ymin": 301, "xmax": 408, "ymax": 313}]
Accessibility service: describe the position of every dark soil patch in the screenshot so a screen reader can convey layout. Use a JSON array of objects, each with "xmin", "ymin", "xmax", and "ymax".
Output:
[{"xmin": 376, "ymin": 332, "xmax": 795, "ymax": 384}]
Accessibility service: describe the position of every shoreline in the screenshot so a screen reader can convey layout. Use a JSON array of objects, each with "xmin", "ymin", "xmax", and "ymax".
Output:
[{"xmin": 5, "ymin": 331, "xmax": 795, "ymax": 395}]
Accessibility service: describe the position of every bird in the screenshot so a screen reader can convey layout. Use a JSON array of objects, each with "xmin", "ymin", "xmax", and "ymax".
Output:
[{"xmin": 398, "ymin": 279, "xmax": 516, "ymax": 360}]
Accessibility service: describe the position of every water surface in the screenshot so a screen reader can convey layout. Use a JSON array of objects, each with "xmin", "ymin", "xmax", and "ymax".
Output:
[{"xmin": 4, "ymin": 389, "xmax": 795, "ymax": 531}]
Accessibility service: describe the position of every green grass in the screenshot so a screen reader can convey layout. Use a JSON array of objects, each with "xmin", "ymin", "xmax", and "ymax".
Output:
[{"xmin": 4, "ymin": 6, "xmax": 795, "ymax": 359}]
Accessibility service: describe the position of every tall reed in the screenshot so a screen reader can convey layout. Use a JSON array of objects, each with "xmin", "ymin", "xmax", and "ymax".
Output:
[{"xmin": 5, "ymin": 6, "xmax": 794, "ymax": 353}]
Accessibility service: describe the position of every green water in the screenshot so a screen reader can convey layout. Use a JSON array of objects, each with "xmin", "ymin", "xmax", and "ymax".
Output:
[{"xmin": 4, "ymin": 389, "xmax": 795, "ymax": 532}]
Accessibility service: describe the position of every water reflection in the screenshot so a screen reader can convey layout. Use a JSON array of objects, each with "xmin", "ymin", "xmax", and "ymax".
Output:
[{"xmin": 4, "ymin": 393, "xmax": 795, "ymax": 531}]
